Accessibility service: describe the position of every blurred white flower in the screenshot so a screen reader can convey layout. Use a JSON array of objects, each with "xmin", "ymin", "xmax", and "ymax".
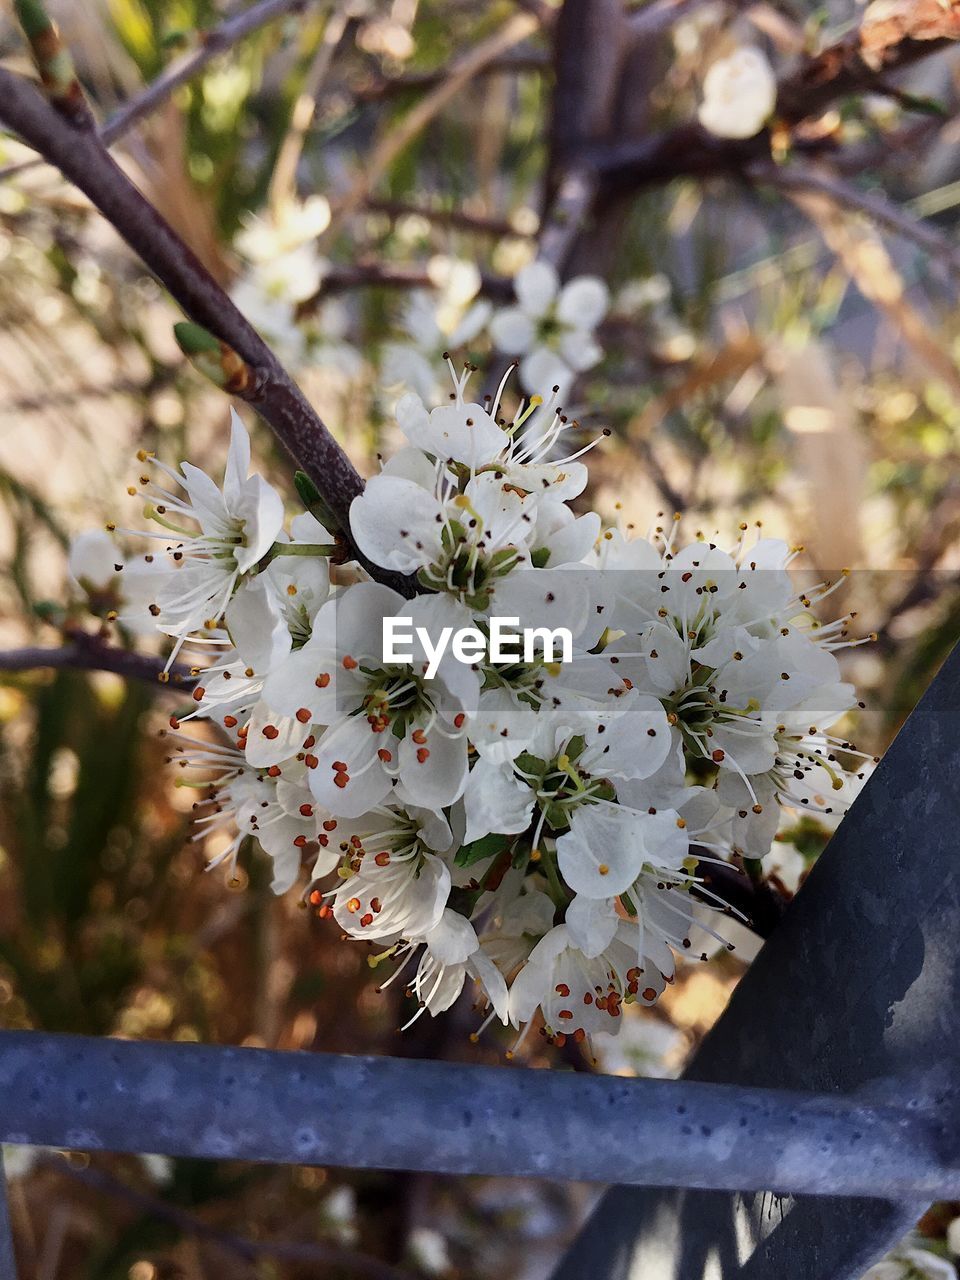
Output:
[
  {"xmin": 698, "ymin": 47, "xmax": 777, "ymax": 140},
  {"xmin": 234, "ymin": 196, "xmax": 331, "ymax": 261},
  {"xmin": 139, "ymin": 1153, "xmax": 174, "ymax": 1185},
  {"xmin": 322, "ymin": 1185, "xmax": 359, "ymax": 1244},
  {"xmin": 489, "ymin": 260, "xmax": 608, "ymax": 398},
  {"xmin": 409, "ymin": 1226, "xmax": 452, "ymax": 1275},
  {"xmin": 616, "ymin": 274, "xmax": 672, "ymax": 314},
  {"xmin": 947, "ymin": 1217, "xmax": 960, "ymax": 1257},
  {"xmin": 861, "ymin": 1243, "xmax": 956, "ymax": 1280},
  {"xmin": 2, "ymin": 1144, "xmax": 40, "ymax": 1180},
  {"xmin": 381, "ymin": 256, "xmax": 491, "ymax": 400}
]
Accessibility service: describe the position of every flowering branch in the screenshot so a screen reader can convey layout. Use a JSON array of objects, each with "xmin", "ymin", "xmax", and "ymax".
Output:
[{"xmin": 0, "ymin": 66, "xmax": 412, "ymax": 592}]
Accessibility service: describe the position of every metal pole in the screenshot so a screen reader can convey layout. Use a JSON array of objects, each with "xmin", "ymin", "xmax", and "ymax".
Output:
[
  {"xmin": 0, "ymin": 1030, "xmax": 958, "ymax": 1201},
  {"xmin": 552, "ymin": 642, "xmax": 960, "ymax": 1280},
  {"xmin": 0, "ymin": 1148, "xmax": 17, "ymax": 1280}
]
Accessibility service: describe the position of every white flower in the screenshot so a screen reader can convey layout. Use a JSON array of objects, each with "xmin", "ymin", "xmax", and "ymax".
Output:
[
  {"xmin": 127, "ymin": 411, "xmax": 285, "ymax": 666},
  {"xmin": 68, "ymin": 529, "xmax": 121, "ymax": 592},
  {"xmin": 489, "ymin": 261, "xmax": 608, "ymax": 396},
  {"xmin": 509, "ymin": 921, "xmax": 672, "ymax": 1045},
  {"xmin": 402, "ymin": 908, "xmax": 508, "ymax": 1026},
  {"xmin": 350, "ymin": 455, "xmax": 536, "ymax": 605},
  {"xmin": 408, "ymin": 1227, "xmax": 451, "ymax": 1276},
  {"xmin": 234, "ymin": 196, "xmax": 331, "ymax": 261},
  {"xmin": 68, "ymin": 530, "xmax": 174, "ymax": 635},
  {"xmin": 259, "ymin": 582, "xmax": 476, "ymax": 817},
  {"xmin": 163, "ymin": 735, "xmax": 330, "ymax": 892},
  {"xmin": 331, "ymin": 806, "xmax": 454, "ymax": 942},
  {"xmin": 698, "ymin": 47, "xmax": 777, "ymax": 140}
]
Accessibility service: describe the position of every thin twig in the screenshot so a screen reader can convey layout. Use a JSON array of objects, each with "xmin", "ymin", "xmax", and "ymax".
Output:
[
  {"xmin": 0, "ymin": 640, "xmax": 195, "ymax": 689},
  {"xmin": 0, "ymin": 0, "xmax": 313, "ymax": 181},
  {"xmin": 365, "ymin": 197, "xmax": 530, "ymax": 239},
  {"xmin": 46, "ymin": 1159, "xmax": 413, "ymax": 1280},
  {"xmin": 352, "ymin": 49, "xmax": 547, "ymax": 102},
  {"xmin": 0, "ymin": 67, "xmax": 411, "ymax": 592},
  {"xmin": 268, "ymin": 1, "xmax": 352, "ymax": 216},
  {"xmin": 308, "ymin": 260, "xmax": 513, "ymax": 303},
  {"xmin": 751, "ymin": 161, "xmax": 960, "ymax": 288}
]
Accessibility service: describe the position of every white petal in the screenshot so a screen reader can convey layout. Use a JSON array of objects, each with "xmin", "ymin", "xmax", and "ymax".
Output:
[
  {"xmin": 424, "ymin": 909, "xmax": 478, "ymax": 965},
  {"xmin": 515, "ymin": 260, "xmax": 559, "ymax": 316},
  {"xmin": 68, "ymin": 530, "xmax": 121, "ymax": 591},
  {"xmin": 308, "ymin": 716, "xmax": 392, "ymax": 816},
  {"xmin": 520, "ymin": 347, "xmax": 574, "ymax": 399},
  {"xmin": 397, "ymin": 727, "xmax": 468, "ymax": 810},
  {"xmin": 558, "ymin": 329, "xmax": 603, "ymax": 372},
  {"xmin": 462, "ymin": 758, "xmax": 535, "ymax": 843},
  {"xmin": 489, "ymin": 307, "xmax": 536, "ymax": 354},
  {"xmin": 224, "ymin": 408, "xmax": 252, "ymax": 500},
  {"xmin": 243, "ymin": 701, "xmax": 310, "ymax": 767},
  {"xmin": 556, "ymin": 276, "xmax": 609, "ymax": 329},
  {"xmin": 565, "ymin": 894, "xmax": 619, "ymax": 958},
  {"xmin": 225, "ymin": 577, "xmax": 291, "ymax": 673},
  {"xmin": 349, "ymin": 475, "xmax": 444, "ymax": 573},
  {"xmin": 233, "ymin": 475, "xmax": 286, "ymax": 573}
]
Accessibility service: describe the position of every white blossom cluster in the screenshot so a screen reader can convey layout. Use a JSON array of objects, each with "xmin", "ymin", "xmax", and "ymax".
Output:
[{"xmin": 79, "ymin": 358, "xmax": 872, "ymax": 1051}]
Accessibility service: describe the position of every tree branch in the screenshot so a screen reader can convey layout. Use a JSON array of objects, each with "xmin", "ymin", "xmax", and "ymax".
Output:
[
  {"xmin": 310, "ymin": 260, "xmax": 513, "ymax": 302},
  {"xmin": 751, "ymin": 161, "xmax": 960, "ymax": 289},
  {"xmin": 0, "ymin": 640, "xmax": 196, "ymax": 689},
  {"xmin": 775, "ymin": 0, "xmax": 960, "ymax": 126},
  {"xmin": 0, "ymin": 67, "xmax": 412, "ymax": 593},
  {"xmin": 585, "ymin": 3, "xmax": 960, "ymax": 194}
]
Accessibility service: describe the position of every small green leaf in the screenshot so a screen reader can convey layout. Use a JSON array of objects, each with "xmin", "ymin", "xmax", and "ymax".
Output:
[{"xmin": 454, "ymin": 833, "xmax": 510, "ymax": 868}]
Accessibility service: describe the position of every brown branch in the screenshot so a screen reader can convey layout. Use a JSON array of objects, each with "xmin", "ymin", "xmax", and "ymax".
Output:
[
  {"xmin": 365, "ymin": 198, "xmax": 529, "ymax": 239},
  {"xmin": 0, "ymin": 67, "xmax": 411, "ymax": 593},
  {"xmin": 584, "ymin": 3, "xmax": 960, "ymax": 194},
  {"xmin": 311, "ymin": 260, "xmax": 513, "ymax": 302},
  {"xmin": 352, "ymin": 49, "xmax": 548, "ymax": 102},
  {"xmin": 0, "ymin": 639, "xmax": 196, "ymax": 689},
  {"xmin": 750, "ymin": 161, "xmax": 960, "ymax": 288},
  {"xmin": 775, "ymin": 0, "xmax": 960, "ymax": 126},
  {"xmin": 0, "ymin": 0, "xmax": 314, "ymax": 181}
]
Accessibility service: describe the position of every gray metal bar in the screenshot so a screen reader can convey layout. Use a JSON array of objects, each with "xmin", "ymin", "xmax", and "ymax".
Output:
[
  {"xmin": 552, "ymin": 641, "xmax": 960, "ymax": 1280},
  {"xmin": 0, "ymin": 1031, "xmax": 958, "ymax": 1200},
  {"xmin": 0, "ymin": 1147, "xmax": 17, "ymax": 1280}
]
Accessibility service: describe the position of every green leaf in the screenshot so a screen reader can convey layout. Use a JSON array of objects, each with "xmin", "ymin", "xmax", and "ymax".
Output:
[{"xmin": 454, "ymin": 832, "xmax": 510, "ymax": 868}]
